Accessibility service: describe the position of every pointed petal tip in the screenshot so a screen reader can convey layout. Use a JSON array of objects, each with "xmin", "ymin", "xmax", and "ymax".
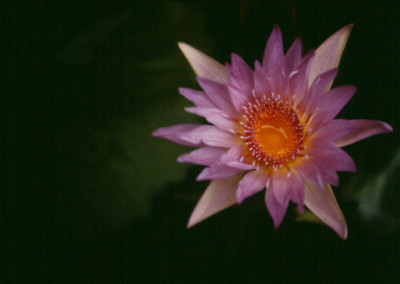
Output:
[
  {"xmin": 304, "ymin": 182, "xmax": 348, "ymax": 239},
  {"xmin": 186, "ymin": 214, "xmax": 198, "ymax": 229},
  {"xmin": 152, "ymin": 129, "xmax": 161, "ymax": 137},
  {"xmin": 341, "ymin": 224, "xmax": 348, "ymax": 240},
  {"xmin": 177, "ymin": 41, "xmax": 228, "ymax": 83}
]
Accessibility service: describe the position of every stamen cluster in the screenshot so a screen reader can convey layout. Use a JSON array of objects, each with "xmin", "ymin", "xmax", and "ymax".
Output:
[{"xmin": 240, "ymin": 93, "xmax": 305, "ymax": 169}]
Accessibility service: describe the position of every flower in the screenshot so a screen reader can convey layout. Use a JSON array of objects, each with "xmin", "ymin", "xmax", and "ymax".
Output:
[{"xmin": 153, "ymin": 25, "xmax": 392, "ymax": 239}]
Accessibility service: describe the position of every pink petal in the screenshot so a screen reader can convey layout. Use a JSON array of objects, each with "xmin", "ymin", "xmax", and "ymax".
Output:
[
  {"xmin": 179, "ymin": 88, "xmax": 215, "ymax": 108},
  {"xmin": 287, "ymin": 50, "xmax": 315, "ymax": 102},
  {"xmin": 319, "ymin": 85, "xmax": 356, "ymax": 121},
  {"xmin": 288, "ymin": 170, "xmax": 306, "ymax": 212},
  {"xmin": 309, "ymin": 69, "xmax": 338, "ymax": 98},
  {"xmin": 177, "ymin": 147, "xmax": 226, "ymax": 166},
  {"xmin": 152, "ymin": 124, "xmax": 204, "ymax": 147},
  {"xmin": 304, "ymin": 69, "xmax": 338, "ymax": 114},
  {"xmin": 184, "ymin": 107, "xmax": 238, "ymax": 131},
  {"xmin": 262, "ymin": 25, "xmax": 284, "ymax": 73},
  {"xmin": 311, "ymin": 119, "xmax": 355, "ymax": 142},
  {"xmin": 271, "ymin": 174, "xmax": 292, "ymax": 206},
  {"xmin": 178, "ymin": 42, "xmax": 228, "ymax": 83},
  {"xmin": 304, "ymin": 181, "xmax": 347, "ymax": 239},
  {"xmin": 187, "ymin": 173, "xmax": 244, "ymax": 228},
  {"xmin": 219, "ymin": 146, "xmax": 256, "ymax": 170},
  {"xmin": 227, "ymin": 84, "xmax": 249, "ymax": 113},
  {"xmin": 309, "ymin": 24, "xmax": 353, "ymax": 87},
  {"xmin": 296, "ymin": 161, "xmax": 324, "ymax": 189},
  {"xmin": 197, "ymin": 162, "xmax": 242, "ymax": 181},
  {"xmin": 253, "ymin": 61, "xmax": 273, "ymax": 97},
  {"xmin": 179, "ymin": 125, "xmax": 240, "ymax": 148},
  {"xmin": 228, "ymin": 53, "xmax": 254, "ymax": 95},
  {"xmin": 284, "ymin": 38, "xmax": 302, "ymax": 76},
  {"xmin": 335, "ymin": 119, "xmax": 393, "ymax": 148},
  {"xmin": 265, "ymin": 184, "xmax": 288, "ymax": 229},
  {"xmin": 198, "ymin": 77, "xmax": 237, "ymax": 116},
  {"xmin": 236, "ymin": 170, "xmax": 269, "ymax": 203}
]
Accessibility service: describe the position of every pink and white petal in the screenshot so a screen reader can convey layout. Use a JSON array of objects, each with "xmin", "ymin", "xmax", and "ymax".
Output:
[
  {"xmin": 177, "ymin": 147, "xmax": 226, "ymax": 166},
  {"xmin": 198, "ymin": 77, "xmax": 238, "ymax": 116},
  {"xmin": 196, "ymin": 162, "xmax": 242, "ymax": 181},
  {"xmin": 178, "ymin": 42, "xmax": 228, "ymax": 84},
  {"xmin": 179, "ymin": 125, "xmax": 240, "ymax": 148},
  {"xmin": 187, "ymin": 173, "xmax": 244, "ymax": 228},
  {"xmin": 309, "ymin": 24, "xmax": 353, "ymax": 87},
  {"xmin": 265, "ymin": 184, "xmax": 289, "ymax": 229},
  {"xmin": 335, "ymin": 119, "xmax": 393, "ymax": 148},
  {"xmin": 236, "ymin": 170, "xmax": 269, "ymax": 203},
  {"xmin": 262, "ymin": 25, "xmax": 284, "ymax": 74},
  {"xmin": 179, "ymin": 88, "xmax": 215, "ymax": 108},
  {"xmin": 304, "ymin": 181, "xmax": 347, "ymax": 239},
  {"xmin": 184, "ymin": 107, "xmax": 238, "ymax": 131},
  {"xmin": 152, "ymin": 124, "xmax": 204, "ymax": 147},
  {"xmin": 228, "ymin": 53, "xmax": 254, "ymax": 95},
  {"xmin": 220, "ymin": 146, "xmax": 256, "ymax": 170}
]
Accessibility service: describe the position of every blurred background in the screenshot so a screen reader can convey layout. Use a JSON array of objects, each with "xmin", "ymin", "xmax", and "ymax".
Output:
[{"xmin": 3, "ymin": 0, "xmax": 399, "ymax": 282}]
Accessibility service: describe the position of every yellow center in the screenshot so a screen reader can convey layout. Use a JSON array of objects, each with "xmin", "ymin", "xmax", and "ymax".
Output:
[
  {"xmin": 256, "ymin": 126, "xmax": 289, "ymax": 155},
  {"xmin": 240, "ymin": 94, "xmax": 305, "ymax": 168}
]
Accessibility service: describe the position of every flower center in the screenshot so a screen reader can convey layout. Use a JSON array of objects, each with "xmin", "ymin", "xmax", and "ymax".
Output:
[{"xmin": 241, "ymin": 94, "xmax": 305, "ymax": 168}]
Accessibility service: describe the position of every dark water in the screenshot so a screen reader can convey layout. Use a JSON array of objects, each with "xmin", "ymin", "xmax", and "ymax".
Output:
[{"xmin": 3, "ymin": 0, "xmax": 400, "ymax": 282}]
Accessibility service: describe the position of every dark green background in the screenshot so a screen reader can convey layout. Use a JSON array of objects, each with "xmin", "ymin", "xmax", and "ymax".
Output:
[{"xmin": 3, "ymin": 0, "xmax": 400, "ymax": 282}]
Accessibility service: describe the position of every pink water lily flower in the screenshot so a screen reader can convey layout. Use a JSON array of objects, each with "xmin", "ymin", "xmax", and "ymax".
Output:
[{"xmin": 153, "ymin": 25, "xmax": 392, "ymax": 239}]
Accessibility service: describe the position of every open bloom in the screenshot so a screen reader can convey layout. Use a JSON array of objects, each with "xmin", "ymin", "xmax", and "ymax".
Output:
[{"xmin": 153, "ymin": 25, "xmax": 392, "ymax": 239}]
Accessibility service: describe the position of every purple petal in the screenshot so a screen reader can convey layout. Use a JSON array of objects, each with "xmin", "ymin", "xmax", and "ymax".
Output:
[
  {"xmin": 287, "ymin": 50, "xmax": 315, "ymax": 102},
  {"xmin": 288, "ymin": 170, "xmax": 306, "ymax": 212},
  {"xmin": 295, "ymin": 161, "xmax": 324, "ymax": 189},
  {"xmin": 304, "ymin": 181, "xmax": 347, "ymax": 239},
  {"xmin": 179, "ymin": 88, "xmax": 215, "ymax": 108},
  {"xmin": 236, "ymin": 170, "xmax": 269, "ymax": 203},
  {"xmin": 228, "ymin": 53, "xmax": 254, "ymax": 95},
  {"xmin": 184, "ymin": 107, "xmax": 238, "ymax": 131},
  {"xmin": 309, "ymin": 24, "xmax": 353, "ymax": 87},
  {"xmin": 219, "ymin": 146, "xmax": 256, "ymax": 170},
  {"xmin": 197, "ymin": 162, "xmax": 242, "ymax": 181},
  {"xmin": 310, "ymin": 119, "xmax": 355, "ymax": 142},
  {"xmin": 265, "ymin": 183, "xmax": 288, "ymax": 229},
  {"xmin": 271, "ymin": 174, "xmax": 292, "ymax": 206},
  {"xmin": 152, "ymin": 124, "xmax": 204, "ymax": 147},
  {"xmin": 178, "ymin": 42, "xmax": 228, "ymax": 83},
  {"xmin": 319, "ymin": 85, "xmax": 356, "ymax": 121},
  {"xmin": 284, "ymin": 38, "xmax": 302, "ymax": 76},
  {"xmin": 262, "ymin": 25, "xmax": 284, "ymax": 74},
  {"xmin": 309, "ymin": 69, "xmax": 338, "ymax": 98},
  {"xmin": 179, "ymin": 125, "xmax": 240, "ymax": 148},
  {"xmin": 187, "ymin": 173, "xmax": 244, "ymax": 228},
  {"xmin": 198, "ymin": 77, "xmax": 238, "ymax": 116},
  {"xmin": 177, "ymin": 147, "xmax": 226, "ymax": 166},
  {"xmin": 253, "ymin": 61, "xmax": 273, "ymax": 97},
  {"xmin": 227, "ymin": 84, "xmax": 250, "ymax": 113},
  {"xmin": 335, "ymin": 119, "xmax": 393, "ymax": 148}
]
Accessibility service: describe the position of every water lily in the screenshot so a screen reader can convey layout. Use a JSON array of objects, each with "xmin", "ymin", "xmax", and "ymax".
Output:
[{"xmin": 153, "ymin": 25, "xmax": 392, "ymax": 239}]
